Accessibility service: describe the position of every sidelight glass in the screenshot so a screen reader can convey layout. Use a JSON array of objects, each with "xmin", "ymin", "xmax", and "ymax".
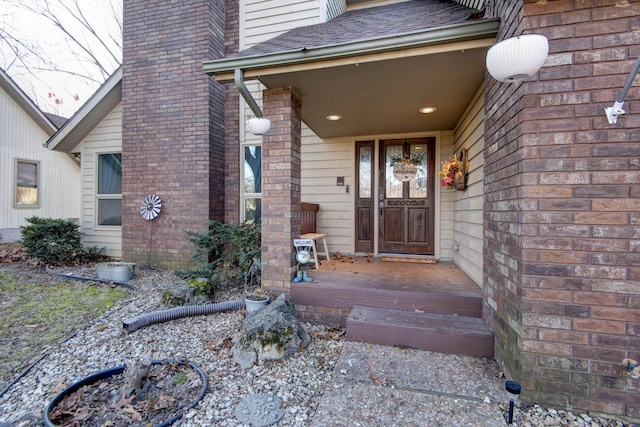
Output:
[{"xmin": 359, "ymin": 146, "xmax": 371, "ymax": 198}]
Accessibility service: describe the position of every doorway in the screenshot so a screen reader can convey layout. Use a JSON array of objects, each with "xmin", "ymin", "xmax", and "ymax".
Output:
[{"xmin": 355, "ymin": 137, "xmax": 436, "ymax": 255}]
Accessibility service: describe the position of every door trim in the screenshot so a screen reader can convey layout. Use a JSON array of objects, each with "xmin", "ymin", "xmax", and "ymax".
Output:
[{"xmin": 353, "ymin": 132, "xmax": 441, "ymax": 258}]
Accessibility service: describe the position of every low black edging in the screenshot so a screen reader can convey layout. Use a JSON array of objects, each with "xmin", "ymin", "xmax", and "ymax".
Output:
[{"xmin": 43, "ymin": 359, "xmax": 208, "ymax": 427}]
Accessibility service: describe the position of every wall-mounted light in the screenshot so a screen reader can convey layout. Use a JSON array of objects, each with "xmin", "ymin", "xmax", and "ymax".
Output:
[
  {"xmin": 486, "ymin": 34, "xmax": 549, "ymax": 83},
  {"xmin": 246, "ymin": 117, "xmax": 271, "ymax": 135},
  {"xmin": 605, "ymin": 55, "xmax": 640, "ymax": 124}
]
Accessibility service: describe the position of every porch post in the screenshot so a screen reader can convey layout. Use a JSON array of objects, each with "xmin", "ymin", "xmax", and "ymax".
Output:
[{"xmin": 261, "ymin": 87, "xmax": 301, "ymax": 291}]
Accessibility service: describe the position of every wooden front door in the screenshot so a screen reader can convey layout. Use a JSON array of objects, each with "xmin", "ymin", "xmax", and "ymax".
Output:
[{"xmin": 378, "ymin": 138, "xmax": 435, "ymax": 254}]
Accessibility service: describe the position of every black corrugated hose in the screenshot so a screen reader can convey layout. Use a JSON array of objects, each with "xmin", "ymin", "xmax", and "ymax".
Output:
[{"xmin": 122, "ymin": 299, "xmax": 245, "ymax": 332}]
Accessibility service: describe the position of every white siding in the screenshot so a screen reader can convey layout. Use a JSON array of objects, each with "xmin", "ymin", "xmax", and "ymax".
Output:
[
  {"xmin": 300, "ymin": 128, "xmax": 353, "ymax": 255},
  {"xmin": 452, "ymin": 0, "xmax": 485, "ymax": 10},
  {"xmin": 0, "ymin": 87, "xmax": 80, "ymax": 241},
  {"xmin": 448, "ymin": 85, "xmax": 484, "ymax": 286},
  {"xmin": 324, "ymin": 0, "xmax": 347, "ymax": 20},
  {"xmin": 78, "ymin": 103, "xmax": 122, "ymax": 258},
  {"xmin": 242, "ymin": 0, "xmax": 322, "ymax": 49}
]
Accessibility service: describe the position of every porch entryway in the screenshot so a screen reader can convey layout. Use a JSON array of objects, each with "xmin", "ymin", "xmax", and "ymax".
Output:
[
  {"xmin": 291, "ymin": 256, "xmax": 493, "ymax": 358},
  {"xmin": 356, "ymin": 137, "xmax": 436, "ymax": 255}
]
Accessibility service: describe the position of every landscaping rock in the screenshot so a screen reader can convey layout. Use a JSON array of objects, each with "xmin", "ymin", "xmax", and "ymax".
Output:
[
  {"xmin": 162, "ymin": 279, "xmax": 214, "ymax": 307},
  {"xmin": 232, "ymin": 294, "xmax": 311, "ymax": 369}
]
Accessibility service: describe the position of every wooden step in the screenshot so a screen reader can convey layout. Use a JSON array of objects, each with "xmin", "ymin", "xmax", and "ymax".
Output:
[
  {"xmin": 291, "ymin": 283, "xmax": 483, "ymax": 318},
  {"xmin": 346, "ymin": 306, "xmax": 494, "ymax": 358}
]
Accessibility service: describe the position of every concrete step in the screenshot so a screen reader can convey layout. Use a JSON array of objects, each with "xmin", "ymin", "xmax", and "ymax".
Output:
[{"xmin": 346, "ymin": 305, "xmax": 494, "ymax": 358}]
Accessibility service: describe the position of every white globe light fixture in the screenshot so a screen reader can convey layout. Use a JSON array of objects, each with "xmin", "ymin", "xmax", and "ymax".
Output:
[
  {"xmin": 246, "ymin": 117, "xmax": 271, "ymax": 135},
  {"xmin": 486, "ymin": 34, "xmax": 549, "ymax": 83}
]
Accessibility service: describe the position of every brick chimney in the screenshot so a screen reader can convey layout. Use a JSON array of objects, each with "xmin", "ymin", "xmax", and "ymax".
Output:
[{"xmin": 121, "ymin": 0, "xmax": 227, "ymax": 268}]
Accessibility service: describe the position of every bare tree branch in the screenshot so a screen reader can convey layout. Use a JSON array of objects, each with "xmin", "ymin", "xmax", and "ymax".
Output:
[{"xmin": 0, "ymin": 0, "xmax": 121, "ymax": 115}]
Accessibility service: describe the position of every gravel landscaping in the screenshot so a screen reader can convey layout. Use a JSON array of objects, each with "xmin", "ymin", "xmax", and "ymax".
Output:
[{"xmin": 0, "ymin": 245, "xmax": 636, "ymax": 426}]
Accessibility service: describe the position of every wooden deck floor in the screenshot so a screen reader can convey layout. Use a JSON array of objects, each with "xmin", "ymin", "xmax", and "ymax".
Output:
[
  {"xmin": 291, "ymin": 255, "xmax": 485, "ymax": 322},
  {"xmin": 306, "ymin": 255, "xmax": 482, "ymax": 298},
  {"xmin": 290, "ymin": 256, "xmax": 493, "ymax": 357}
]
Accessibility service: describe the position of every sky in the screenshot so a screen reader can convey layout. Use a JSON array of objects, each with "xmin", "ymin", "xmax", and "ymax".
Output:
[{"xmin": 0, "ymin": 0, "xmax": 122, "ymax": 118}]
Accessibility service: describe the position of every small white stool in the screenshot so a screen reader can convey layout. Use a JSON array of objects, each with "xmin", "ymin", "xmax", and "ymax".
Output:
[{"xmin": 299, "ymin": 233, "xmax": 330, "ymax": 269}]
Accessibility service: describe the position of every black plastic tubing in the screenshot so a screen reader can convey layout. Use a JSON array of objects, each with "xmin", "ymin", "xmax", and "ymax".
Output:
[{"xmin": 43, "ymin": 359, "xmax": 208, "ymax": 427}]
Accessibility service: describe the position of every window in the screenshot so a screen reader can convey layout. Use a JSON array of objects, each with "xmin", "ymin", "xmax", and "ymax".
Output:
[
  {"xmin": 243, "ymin": 145, "xmax": 261, "ymax": 223},
  {"xmin": 15, "ymin": 159, "xmax": 39, "ymax": 207},
  {"xmin": 97, "ymin": 153, "xmax": 122, "ymax": 226}
]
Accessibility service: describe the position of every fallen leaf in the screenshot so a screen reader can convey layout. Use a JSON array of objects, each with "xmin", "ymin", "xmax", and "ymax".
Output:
[
  {"xmin": 145, "ymin": 397, "xmax": 159, "ymax": 411},
  {"xmin": 153, "ymin": 394, "xmax": 176, "ymax": 410},
  {"xmin": 51, "ymin": 378, "xmax": 68, "ymax": 394},
  {"xmin": 370, "ymin": 375, "xmax": 388, "ymax": 386},
  {"xmin": 122, "ymin": 405, "xmax": 143, "ymax": 421},
  {"xmin": 92, "ymin": 324, "xmax": 108, "ymax": 332}
]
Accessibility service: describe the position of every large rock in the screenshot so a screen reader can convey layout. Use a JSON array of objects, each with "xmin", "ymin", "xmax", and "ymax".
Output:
[
  {"xmin": 232, "ymin": 294, "xmax": 311, "ymax": 369},
  {"xmin": 162, "ymin": 279, "xmax": 214, "ymax": 307}
]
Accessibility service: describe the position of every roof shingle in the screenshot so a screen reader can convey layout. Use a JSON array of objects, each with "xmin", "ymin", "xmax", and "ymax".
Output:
[{"xmin": 235, "ymin": 0, "xmax": 482, "ymax": 58}]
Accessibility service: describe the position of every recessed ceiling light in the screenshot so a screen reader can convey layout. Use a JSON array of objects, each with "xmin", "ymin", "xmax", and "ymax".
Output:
[
  {"xmin": 326, "ymin": 114, "xmax": 342, "ymax": 121},
  {"xmin": 419, "ymin": 107, "xmax": 437, "ymax": 114}
]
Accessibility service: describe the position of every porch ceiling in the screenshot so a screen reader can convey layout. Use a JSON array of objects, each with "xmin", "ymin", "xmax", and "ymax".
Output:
[{"xmin": 257, "ymin": 44, "xmax": 490, "ymax": 138}]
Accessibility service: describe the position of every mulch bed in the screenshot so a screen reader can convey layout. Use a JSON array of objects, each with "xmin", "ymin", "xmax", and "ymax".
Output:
[{"xmin": 47, "ymin": 360, "xmax": 205, "ymax": 426}]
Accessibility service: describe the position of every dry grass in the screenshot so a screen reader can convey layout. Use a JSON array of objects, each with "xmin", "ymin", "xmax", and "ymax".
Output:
[{"xmin": 0, "ymin": 243, "xmax": 129, "ymax": 394}]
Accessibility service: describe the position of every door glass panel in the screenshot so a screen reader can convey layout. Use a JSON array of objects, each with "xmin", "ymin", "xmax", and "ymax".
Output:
[
  {"xmin": 359, "ymin": 146, "xmax": 371, "ymax": 198},
  {"xmin": 385, "ymin": 145, "xmax": 403, "ymax": 198},
  {"xmin": 409, "ymin": 143, "xmax": 427, "ymax": 198}
]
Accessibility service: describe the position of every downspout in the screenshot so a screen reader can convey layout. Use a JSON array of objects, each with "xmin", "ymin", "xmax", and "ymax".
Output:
[{"xmin": 235, "ymin": 68, "xmax": 263, "ymax": 118}]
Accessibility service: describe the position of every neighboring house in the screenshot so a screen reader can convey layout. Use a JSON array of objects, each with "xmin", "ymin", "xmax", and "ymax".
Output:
[
  {"xmin": 0, "ymin": 68, "xmax": 80, "ymax": 242},
  {"xmin": 49, "ymin": 0, "xmax": 639, "ymax": 421},
  {"xmin": 46, "ymin": 67, "xmax": 123, "ymax": 258}
]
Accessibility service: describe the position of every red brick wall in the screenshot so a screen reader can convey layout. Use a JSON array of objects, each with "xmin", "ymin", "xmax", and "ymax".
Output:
[
  {"xmin": 224, "ymin": 0, "xmax": 241, "ymax": 223},
  {"xmin": 485, "ymin": 0, "xmax": 640, "ymax": 420},
  {"xmin": 261, "ymin": 87, "xmax": 302, "ymax": 291},
  {"xmin": 122, "ymin": 0, "xmax": 227, "ymax": 268}
]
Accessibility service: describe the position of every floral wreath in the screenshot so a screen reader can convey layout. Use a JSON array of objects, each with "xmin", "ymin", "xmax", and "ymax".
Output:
[
  {"xmin": 438, "ymin": 149, "xmax": 468, "ymax": 190},
  {"xmin": 390, "ymin": 152, "xmax": 424, "ymax": 168}
]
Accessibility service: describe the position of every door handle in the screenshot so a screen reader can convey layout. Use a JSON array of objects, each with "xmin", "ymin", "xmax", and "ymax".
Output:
[{"xmin": 379, "ymin": 201, "xmax": 384, "ymax": 219}]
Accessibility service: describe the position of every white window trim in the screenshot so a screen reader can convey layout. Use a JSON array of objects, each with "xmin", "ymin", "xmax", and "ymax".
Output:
[
  {"xmin": 241, "ymin": 142, "xmax": 262, "ymax": 223},
  {"xmin": 14, "ymin": 158, "xmax": 40, "ymax": 208},
  {"xmin": 95, "ymin": 151, "xmax": 122, "ymax": 228}
]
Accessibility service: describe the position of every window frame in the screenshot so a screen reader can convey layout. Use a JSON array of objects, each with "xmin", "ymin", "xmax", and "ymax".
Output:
[
  {"xmin": 95, "ymin": 151, "xmax": 122, "ymax": 228},
  {"xmin": 14, "ymin": 158, "xmax": 40, "ymax": 208},
  {"xmin": 241, "ymin": 142, "xmax": 262, "ymax": 223}
]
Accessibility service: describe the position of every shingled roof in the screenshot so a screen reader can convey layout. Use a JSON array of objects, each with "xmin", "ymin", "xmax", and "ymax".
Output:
[{"xmin": 235, "ymin": 0, "xmax": 484, "ymax": 58}]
